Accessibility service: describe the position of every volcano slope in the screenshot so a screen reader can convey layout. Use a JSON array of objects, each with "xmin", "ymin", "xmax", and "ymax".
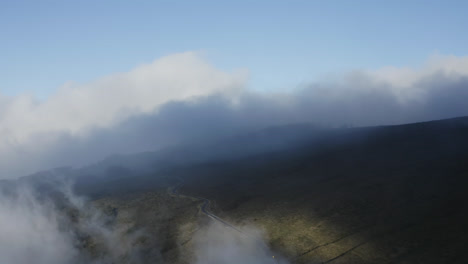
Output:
[
  {"xmin": 170, "ymin": 117, "xmax": 468, "ymax": 263},
  {"xmin": 7, "ymin": 117, "xmax": 468, "ymax": 263}
]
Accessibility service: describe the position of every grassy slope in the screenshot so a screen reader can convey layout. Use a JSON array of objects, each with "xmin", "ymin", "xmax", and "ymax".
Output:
[
  {"xmin": 10, "ymin": 117, "xmax": 468, "ymax": 263},
  {"xmin": 176, "ymin": 117, "xmax": 468, "ymax": 263}
]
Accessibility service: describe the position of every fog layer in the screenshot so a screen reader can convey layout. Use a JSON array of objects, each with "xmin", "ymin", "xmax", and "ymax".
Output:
[{"xmin": 2, "ymin": 53, "xmax": 468, "ymax": 177}]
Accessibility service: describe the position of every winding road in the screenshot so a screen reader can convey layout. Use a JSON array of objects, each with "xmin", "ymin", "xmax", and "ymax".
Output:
[
  {"xmin": 171, "ymin": 179, "xmax": 375, "ymax": 263},
  {"xmin": 171, "ymin": 179, "xmax": 243, "ymax": 233}
]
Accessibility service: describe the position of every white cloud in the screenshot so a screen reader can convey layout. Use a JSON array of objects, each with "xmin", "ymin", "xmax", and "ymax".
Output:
[
  {"xmin": 193, "ymin": 222, "xmax": 289, "ymax": 264},
  {"xmin": 0, "ymin": 183, "xmax": 146, "ymax": 264},
  {"xmin": 1, "ymin": 53, "xmax": 468, "ymax": 178},
  {"xmin": 0, "ymin": 52, "xmax": 247, "ymax": 177},
  {"xmin": 0, "ymin": 52, "xmax": 247, "ymax": 144},
  {"xmin": 368, "ymin": 54, "xmax": 468, "ymax": 102},
  {"xmin": 0, "ymin": 187, "xmax": 78, "ymax": 264}
]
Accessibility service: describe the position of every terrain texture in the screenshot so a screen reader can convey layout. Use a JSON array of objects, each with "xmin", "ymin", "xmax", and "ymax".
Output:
[{"xmin": 5, "ymin": 117, "xmax": 468, "ymax": 263}]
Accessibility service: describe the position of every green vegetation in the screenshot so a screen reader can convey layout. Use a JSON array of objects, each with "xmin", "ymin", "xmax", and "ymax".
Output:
[{"xmin": 10, "ymin": 117, "xmax": 468, "ymax": 263}]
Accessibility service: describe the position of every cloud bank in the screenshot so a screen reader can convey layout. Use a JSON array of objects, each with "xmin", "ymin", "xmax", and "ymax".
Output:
[{"xmin": 1, "ymin": 52, "xmax": 468, "ymax": 177}]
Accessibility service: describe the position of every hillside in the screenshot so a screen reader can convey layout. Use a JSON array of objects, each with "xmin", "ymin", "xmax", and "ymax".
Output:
[
  {"xmin": 172, "ymin": 117, "xmax": 468, "ymax": 263},
  {"xmin": 4, "ymin": 116, "xmax": 468, "ymax": 263}
]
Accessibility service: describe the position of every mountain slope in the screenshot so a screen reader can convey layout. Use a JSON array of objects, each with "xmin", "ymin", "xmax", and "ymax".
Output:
[{"xmin": 175, "ymin": 117, "xmax": 468, "ymax": 263}]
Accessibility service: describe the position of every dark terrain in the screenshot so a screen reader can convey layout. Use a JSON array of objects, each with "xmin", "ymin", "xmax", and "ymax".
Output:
[
  {"xmin": 177, "ymin": 117, "xmax": 468, "ymax": 263},
  {"xmin": 4, "ymin": 116, "xmax": 468, "ymax": 263}
]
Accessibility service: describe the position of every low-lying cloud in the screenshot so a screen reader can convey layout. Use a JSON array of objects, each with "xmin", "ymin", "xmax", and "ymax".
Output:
[
  {"xmin": 193, "ymin": 222, "xmax": 289, "ymax": 264},
  {"xmin": 0, "ymin": 187, "xmax": 78, "ymax": 264},
  {"xmin": 2, "ymin": 52, "xmax": 468, "ymax": 177},
  {"xmin": 0, "ymin": 182, "xmax": 144, "ymax": 264},
  {"xmin": 0, "ymin": 179, "xmax": 288, "ymax": 264}
]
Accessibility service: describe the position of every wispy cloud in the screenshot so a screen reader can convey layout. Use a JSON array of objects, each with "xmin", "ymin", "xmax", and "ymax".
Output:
[
  {"xmin": 0, "ymin": 181, "xmax": 144, "ymax": 264},
  {"xmin": 0, "ymin": 187, "xmax": 78, "ymax": 264},
  {"xmin": 193, "ymin": 222, "xmax": 289, "ymax": 264}
]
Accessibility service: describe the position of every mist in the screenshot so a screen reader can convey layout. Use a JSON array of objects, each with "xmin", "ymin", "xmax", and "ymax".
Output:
[
  {"xmin": 1, "ymin": 53, "xmax": 468, "ymax": 178},
  {"xmin": 0, "ymin": 187, "xmax": 78, "ymax": 264},
  {"xmin": 0, "ymin": 181, "xmax": 145, "ymax": 264},
  {"xmin": 193, "ymin": 222, "xmax": 289, "ymax": 264}
]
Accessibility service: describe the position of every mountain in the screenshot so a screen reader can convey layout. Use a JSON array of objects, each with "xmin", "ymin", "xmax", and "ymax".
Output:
[
  {"xmin": 4, "ymin": 116, "xmax": 468, "ymax": 263},
  {"xmin": 164, "ymin": 116, "xmax": 468, "ymax": 263}
]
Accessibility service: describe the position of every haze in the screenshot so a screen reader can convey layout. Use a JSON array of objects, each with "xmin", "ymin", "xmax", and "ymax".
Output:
[{"xmin": 1, "ymin": 1, "xmax": 468, "ymax": 264}]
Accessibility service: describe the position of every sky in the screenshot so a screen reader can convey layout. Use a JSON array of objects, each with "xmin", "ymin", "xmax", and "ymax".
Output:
[
  {"xmin": 1, "ymin": 0, "xmax": 468, "ymax": 178},
  {"xmin": 2, "ymin": 0, "xmax": 468, "ymax": 98}
]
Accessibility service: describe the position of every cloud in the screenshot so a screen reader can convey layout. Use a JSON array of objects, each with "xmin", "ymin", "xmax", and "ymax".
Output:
[
  {"xmin": 0, "ymin": 181, "xmax": 145, "ymax": 264},
  {"xmin": 1, "ymin": 52, "xmax": 468, "ymax": 178},
  {"xmin": 370, "ymin": 54, "xmax": 468, "ymax": 89},
  {"xmin": 193, "ymin": 221, "xmax": 289, "ymax": 264},
  {"xmin": 0, "ymin": 52, "xmax": 247, "ymax": 143},
  {"xmin": 0, "ymin": 176, "xmax": 287, "ymax": 264},
  {"xmin": 0, "ymin": 52, "xmax": 248, "ymax": 177},
  {"xmin": 0, "ymin": 187, "xmax": 79, "ymax": 264}
]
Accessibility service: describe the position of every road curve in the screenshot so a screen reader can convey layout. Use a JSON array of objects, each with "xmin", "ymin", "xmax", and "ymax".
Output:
[{"xmin": 171, "ymin": 179, "xmax": 243, "ymax": 233}]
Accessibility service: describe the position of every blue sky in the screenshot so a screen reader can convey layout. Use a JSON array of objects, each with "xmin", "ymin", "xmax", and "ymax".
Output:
[{"xmin": 1, "ymin": 0, "xmax": 468, "ymax": 98}]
